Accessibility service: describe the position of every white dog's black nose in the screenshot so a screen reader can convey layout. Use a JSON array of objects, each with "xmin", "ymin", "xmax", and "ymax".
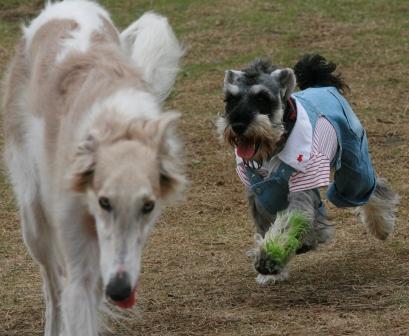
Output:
[{"xmin": 106, "ymin": 272, "xmax": 132, "ymax": 301}]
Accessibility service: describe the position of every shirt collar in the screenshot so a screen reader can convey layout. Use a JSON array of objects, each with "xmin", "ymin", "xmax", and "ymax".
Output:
[{"xmin": 278, "ymin": 97, "xmax": 312, "ymax": 172}]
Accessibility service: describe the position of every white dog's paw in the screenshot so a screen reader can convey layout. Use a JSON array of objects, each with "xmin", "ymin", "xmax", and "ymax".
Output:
[{"xmin": 255, "ymin": 270, "xmax": 289, "ymax": 286}]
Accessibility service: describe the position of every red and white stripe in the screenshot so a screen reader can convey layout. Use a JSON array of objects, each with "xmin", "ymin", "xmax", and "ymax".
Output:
[
  {"xmin": 289, "ymin": 117, "xmax": 338, "ymax": 192},
  {"xmin": 236, "ymin": 163, "xmax": 268, "ymax": 187},
  {"xmin": 236, "ymin": 163, "xmax": 250, "ymax": 187},
  {"xmin": 235, "ymin": 117, "xmax": 338, "ymax": 193}
]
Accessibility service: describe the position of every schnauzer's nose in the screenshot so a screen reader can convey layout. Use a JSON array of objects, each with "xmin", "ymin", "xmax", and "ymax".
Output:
[
  {"xmin": 106, "ymin": 271, "xmax": 132, "ymax": 301},
  {"xmin": 231, "ymin": 123, "xmax": 247, "ymax": 135}
]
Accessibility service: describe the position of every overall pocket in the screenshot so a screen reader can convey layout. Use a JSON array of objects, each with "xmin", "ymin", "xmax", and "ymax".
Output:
[{"xmin": 250, "ymin": 176, "xmax": 290, "ymax": 216}]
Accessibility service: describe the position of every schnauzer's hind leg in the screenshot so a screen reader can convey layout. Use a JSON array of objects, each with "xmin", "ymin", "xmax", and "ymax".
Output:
[
  {"xmin": 356, "ymin": 178, "xmax": 399, "ymax": 240},
  {"xmin": 300, "ymin": 200, "xmax": 334, "ymax": 253}
]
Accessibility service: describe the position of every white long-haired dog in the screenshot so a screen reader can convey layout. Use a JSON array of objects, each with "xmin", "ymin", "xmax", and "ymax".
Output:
[{"xmin": 2, "ymin": 1, "xmax": 185, "ymax": 335}]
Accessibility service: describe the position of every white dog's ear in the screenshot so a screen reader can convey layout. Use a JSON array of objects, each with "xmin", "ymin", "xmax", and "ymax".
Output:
[
  {"xmin": 271, "ymin": 68, "xmax": 296, "ymax": 101},
  {"xmin": 146, "ymin": 111, "xmax": 181, "ymax": 144},
  {"xmin": 127, "ymin": 112, "xmax": 186, "ymax": 200},
  {"xmin": 148, "ymin": 112, "xmax": 187, "ymax": 201},
  {"xmin": 120, "ymin": 12, "xmax": 184, "ymax": 102},
  {"xmin": 67, "ymin": 134, "xmax": 98, "ymax": 192}
]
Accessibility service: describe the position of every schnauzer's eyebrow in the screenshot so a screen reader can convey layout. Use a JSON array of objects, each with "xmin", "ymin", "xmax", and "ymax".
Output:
[
  {"xmin": 249, "ymin": 84, "xmax": 271, "ymax": 96},
  {"xmin": 224, "ymin": 83, "xmax": 240, "ymax": 95}
]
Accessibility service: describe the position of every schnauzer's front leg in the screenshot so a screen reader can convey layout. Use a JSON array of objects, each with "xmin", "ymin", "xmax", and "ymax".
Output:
[{"xmin": 252, "ymin": 189, "xmax": 321, "ymax": 285}]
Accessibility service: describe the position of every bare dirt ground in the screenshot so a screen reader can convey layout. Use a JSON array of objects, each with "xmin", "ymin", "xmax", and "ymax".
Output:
[{"xmin": 0, "ymin": 1, "xmax": 408, "ymax": 335}]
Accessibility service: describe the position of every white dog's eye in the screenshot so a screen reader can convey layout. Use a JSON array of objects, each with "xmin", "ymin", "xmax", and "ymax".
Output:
[
  {"xmin": 99, "ymin": 197, "xmax": 112, "ymax": 212},
  {"xmin": 142, "ymin": 200, "xmax": 155, "ymax": 214}
]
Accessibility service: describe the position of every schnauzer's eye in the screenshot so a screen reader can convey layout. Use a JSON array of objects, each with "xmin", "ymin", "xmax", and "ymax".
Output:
[
  {"xmin": 142, "ymin": 200, "xmax": 155, "ymax": 214},
  {"xmin": 252, "ymin": 93, "xmax": 273, "ymax": 115},
  {"xmin": 99, "ymin": 197, "xmax": 112, "ymax": 212},
  {"xmin": 224, "ymin": 94, "xmax": 240, "ymax": 105}
]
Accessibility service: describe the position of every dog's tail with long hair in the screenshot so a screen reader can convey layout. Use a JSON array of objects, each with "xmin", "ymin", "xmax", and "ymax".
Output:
[
  {"xmin": 293, "ymin": 54, "xmax": 349, "ymax": 94},
  {"xmin": 356, "ymin": 178, "xmax": 399, "ymax": 240},
  {"xmin": 120, "ymin": 12, "xmax": 184, "ymax": 102}
]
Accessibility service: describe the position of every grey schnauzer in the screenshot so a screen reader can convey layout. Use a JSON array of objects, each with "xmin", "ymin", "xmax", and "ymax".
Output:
[{"xmin": 218, "ymin": 54, "xmax": 399, "ymax": 285}]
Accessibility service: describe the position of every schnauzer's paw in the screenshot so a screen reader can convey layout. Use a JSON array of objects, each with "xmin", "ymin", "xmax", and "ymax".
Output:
[
  {"xmin": 253, "ymin": 248, "xmax": 283, "ymax": 275},
  {"xmin": 296, "ymin": 243, "xmax": 315, "ymax": 254},
  {"xmin": 255, "ymin": 270, "xmax": 289, "ymax": 286}
]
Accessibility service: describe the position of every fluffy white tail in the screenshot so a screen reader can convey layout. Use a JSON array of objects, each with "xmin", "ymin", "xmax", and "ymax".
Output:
[{"xmin": 120, "ymin": 12, "xmax": 184, "ymax": 102}]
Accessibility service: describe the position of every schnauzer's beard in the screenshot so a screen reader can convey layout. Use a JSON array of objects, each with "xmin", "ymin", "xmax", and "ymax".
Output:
[{"xmin": 217, "ymin": 114, "xmax": 284, "ymax": 165}]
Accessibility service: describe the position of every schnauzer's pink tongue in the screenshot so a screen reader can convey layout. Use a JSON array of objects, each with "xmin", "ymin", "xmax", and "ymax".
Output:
[
  {"xmin": 113, "ymin": 287, "xmax": 137, "ymax": 309},
  {"xmin": 237, "ymin": 141, "xmax": 255, "ymax": 159}
]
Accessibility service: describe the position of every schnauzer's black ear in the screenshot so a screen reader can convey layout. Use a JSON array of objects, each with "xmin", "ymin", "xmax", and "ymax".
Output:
[
  {"xmin": 224, "ymin": 70, "xmax": 243, "ymax": 94},
  {"xmin": 224, "ymin": 70, "xmax": 244, "ymax": 84},
  {"xmin": 271, "ymin": 68, "xmax": 296, "ymax": 101}
]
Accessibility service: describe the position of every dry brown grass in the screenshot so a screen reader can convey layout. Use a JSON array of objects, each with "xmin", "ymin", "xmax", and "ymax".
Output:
[{"xmin": 1, "ymin": 0, "xmax": 409, "ymax": 335}]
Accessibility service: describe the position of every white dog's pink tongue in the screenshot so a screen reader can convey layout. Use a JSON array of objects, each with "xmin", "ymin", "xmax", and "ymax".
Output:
[
  {"xmin": 113, "ymin": 287, "xmax": 137, "ymax": 309},
  {"xmin": 237, "ymin": 141, "xmax": 255, "ymax": 159}
]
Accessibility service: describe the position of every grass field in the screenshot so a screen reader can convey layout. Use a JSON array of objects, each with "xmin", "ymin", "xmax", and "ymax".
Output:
[{"xmin": 1, "ymin": 0, "xmax": 408, "ymax": 335}]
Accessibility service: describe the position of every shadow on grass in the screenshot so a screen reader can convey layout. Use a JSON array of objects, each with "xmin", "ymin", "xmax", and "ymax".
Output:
[{"xmin": 237, "ymin": 246, "xmax": 409, "ymax": 311}]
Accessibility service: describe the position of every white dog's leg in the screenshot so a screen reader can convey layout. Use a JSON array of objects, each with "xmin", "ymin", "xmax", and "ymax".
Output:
[
  {"xmin": 59, "ymin": 217, "xmax": 101, "ymax": 336},
  {"xmin": 39, "ymin": 265, "xmax": 62, "ymax": 336},
  {"xmin": 61, "ymin": 276, "xmax": 99, "ymax": 336},
  {"xmin": 120, "ymin": 12, "xmax": 184, "ymax": 102},
  {"xmin": 20, "ymin": 202, "xmax": 62, "ymax": 336}
]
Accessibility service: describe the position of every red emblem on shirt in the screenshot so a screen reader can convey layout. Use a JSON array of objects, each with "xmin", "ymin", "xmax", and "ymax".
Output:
[{"xmin": 297, "ymin": 154, "xmax": 303, "ymax": 162}]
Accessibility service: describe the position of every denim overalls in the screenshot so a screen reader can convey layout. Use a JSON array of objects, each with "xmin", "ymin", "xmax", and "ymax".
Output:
[{"xmin": 246, "ymin": 86, "xmax": 377, "ymax": 216}]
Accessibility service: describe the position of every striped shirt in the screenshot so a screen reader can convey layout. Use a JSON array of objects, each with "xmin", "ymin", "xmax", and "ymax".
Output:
[
  {"xmin": 236, "ymin": 117, "xmax": 338, "ymax": 193},
  {"xmin": 289, "ymin": 117, "xmax": 338, "ymax": 192}
]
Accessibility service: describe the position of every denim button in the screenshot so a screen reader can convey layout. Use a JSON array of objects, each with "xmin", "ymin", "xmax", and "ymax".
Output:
[{"xmin": 255, "ymin": 187, "xmax": 262, "ymax": 194}]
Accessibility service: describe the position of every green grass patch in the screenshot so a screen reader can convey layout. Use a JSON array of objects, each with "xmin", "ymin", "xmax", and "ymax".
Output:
[{"xmin": 264, "ymin": 212, "xmax": 309, "ymax": 266}]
